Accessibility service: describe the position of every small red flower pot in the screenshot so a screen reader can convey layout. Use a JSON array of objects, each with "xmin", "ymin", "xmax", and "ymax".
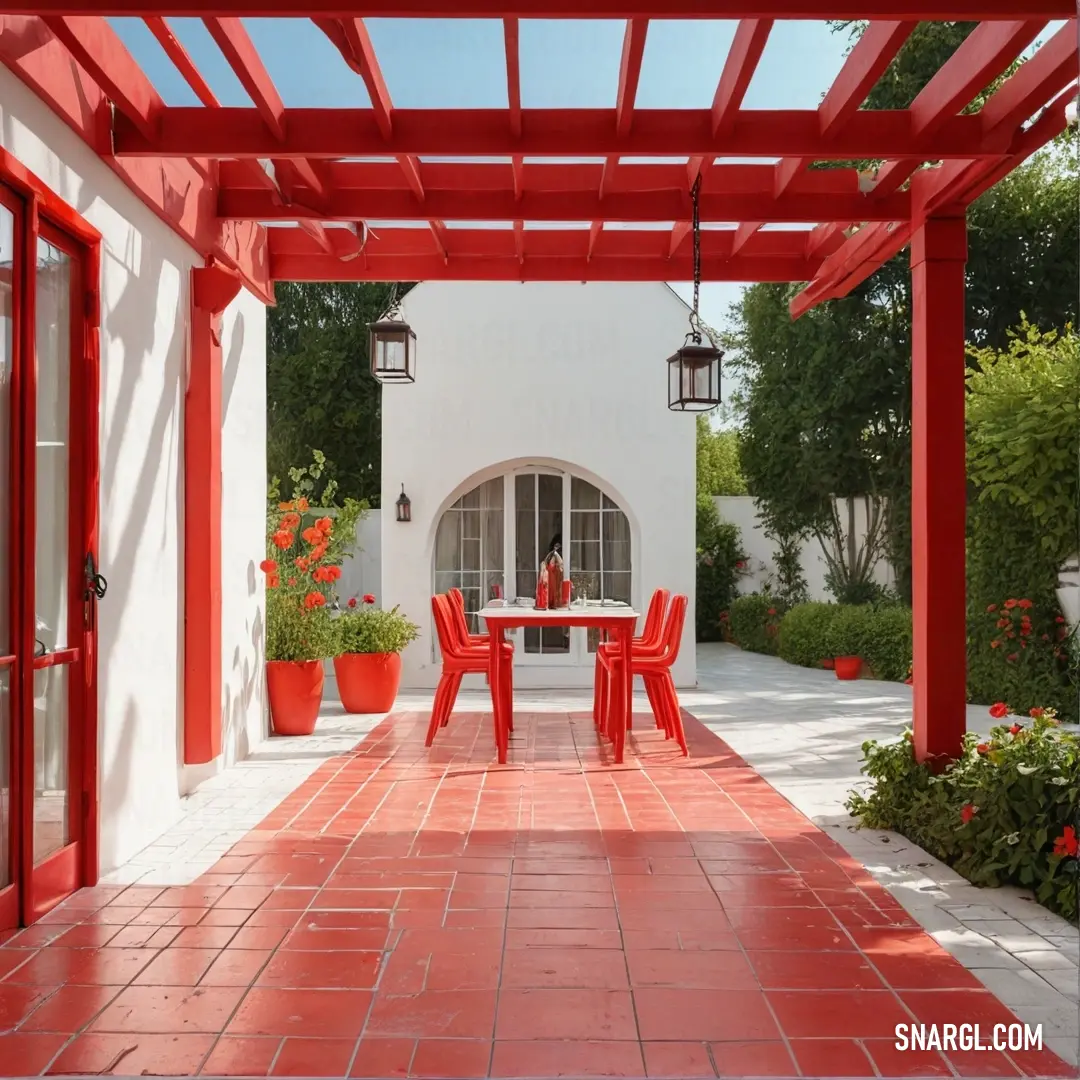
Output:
[
  {"xmin": 821, "ymin": 658, "xmax": 835, "ymax": 670},
  {"xmin": 834, "ymin": 656, "xmax": 863, "ymax": 681},
  {"xmin": 267, "ymin": 660, "xmax": 324, "ymax": 736},
  {"xmin": 334, "ymin": 652, "xmax": 402, "ymax": 714}
]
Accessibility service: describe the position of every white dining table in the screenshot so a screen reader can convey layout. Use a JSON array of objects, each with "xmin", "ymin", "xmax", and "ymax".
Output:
[{"xmin": 477, "ymin": 602, "xmax": 640, "ymax": 764}]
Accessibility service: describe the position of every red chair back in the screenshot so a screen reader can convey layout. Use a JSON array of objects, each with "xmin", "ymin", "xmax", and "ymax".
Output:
[
  {"xmin": 640, "ymin": 589, "xmax": 669, "ymax": 647},
  {"xmin": 431, "ymin": 595, "xmax": 462, "ymax": 660},
  {"xmin": 447, "ymin": 587, "xmax": 477, "ymax": 644},
  {"xmin": 658, "ymin": 594, "xmax": 689, "ymax": 664}
]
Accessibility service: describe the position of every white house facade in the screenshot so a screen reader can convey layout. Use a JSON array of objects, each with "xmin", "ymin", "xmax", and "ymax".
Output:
[{"xmin": 378, "ymin": 280, "xmax": 697, "ymax": 691}]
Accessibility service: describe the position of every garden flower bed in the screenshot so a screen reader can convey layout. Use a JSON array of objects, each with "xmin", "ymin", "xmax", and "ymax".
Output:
[{"xmin": 846, "ymin": 705, "xmax": 1079, "ymax": 922}]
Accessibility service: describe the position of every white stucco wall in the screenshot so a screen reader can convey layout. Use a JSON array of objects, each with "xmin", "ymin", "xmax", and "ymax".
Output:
[
  {"xmin": 380, "ymin": 281, "xmax": 697, "ymax": 691},
  {"xmin": 716, "ymin": 495, "xmax": 895, "ymax": 601},
  {"xmin": 337, "ymin": 511, "xmax": 382, "ymax": 606},
  {"xmin": 0, "ymin": 65, "xmax": 267, "ymax": 873}
]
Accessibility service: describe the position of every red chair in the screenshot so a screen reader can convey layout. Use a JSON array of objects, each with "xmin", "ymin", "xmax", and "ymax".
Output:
[
  {"xmin": 425, "ymin": 594, "xmax": 513, "ymax": 748},
  {"xmin": 592, "ymin": 588, "xmax": 669, "ymax": 731},
  {"xmin": 448, "ymin": 587, "xmax": 493, "ymax": 647},
  {"xmin": 596, "ymin": 594, "xmax": 689, "ymax": 760}
]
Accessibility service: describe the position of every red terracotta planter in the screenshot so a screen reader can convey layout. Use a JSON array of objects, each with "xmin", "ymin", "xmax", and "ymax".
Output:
[
  {"xmin": 334, "ymin": 651, "xmax": 402, "ymax": 714},
  {"xmin": 267, "ymin": 660, "xmax": 324, "ymax": 736},
  {"xmin": 834, "ymin": 656, "xmax": 864, "ymax": 681}
]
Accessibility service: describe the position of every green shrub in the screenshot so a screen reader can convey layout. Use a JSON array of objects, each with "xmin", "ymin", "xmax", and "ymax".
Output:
[
  {"xmin": 336, "ymin": 602, "xmax": 420, "ymax": 655},
  {"xmin": 861, "ymin": 605, "xmax": 913, "ymax": 682},
  {"xmin": 729, "ymin": 593, "xmax": 784, "ymax": 655},
  {"xmin": 827, "ymin": 604, "xmax": 875, "ymax": 659},
  {"xmin": 695, "ymin": 493, "xmax": 747, "ymax": 642},
  {"xmin": 847, "ymin": 707, "xmax": 1079, "ymax": 922},
  {"xmin": 778, "ymin": 603, "xmax": 838, "ymax": 668}
]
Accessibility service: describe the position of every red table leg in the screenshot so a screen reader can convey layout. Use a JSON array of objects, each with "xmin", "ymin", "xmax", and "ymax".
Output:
[
  {"xmin": 490, "ymin": 624, "xmax": 510, "ymax": 764},
  {"xmin": 613, "ymin": 624, "xmax": 633, "ymax": 765}
]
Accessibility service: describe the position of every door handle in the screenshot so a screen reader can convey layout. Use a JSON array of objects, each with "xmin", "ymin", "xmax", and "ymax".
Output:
[{"xmin": 84, "ymin": 552, "xmax": 107, "ymax": 601}]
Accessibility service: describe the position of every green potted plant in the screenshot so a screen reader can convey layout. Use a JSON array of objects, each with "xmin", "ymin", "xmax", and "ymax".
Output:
[
  {"xmin": 829, "ymin": 604, "xmax": 873, "ymax": 681},
  {"xmin": 333, "ymin": 596, "xmax": 420, "ymax": 713}
]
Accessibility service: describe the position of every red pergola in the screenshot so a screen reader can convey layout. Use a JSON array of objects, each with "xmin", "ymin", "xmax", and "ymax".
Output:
[{"xmin": 0, "ymin": 3, "xmax": 1074, "ymax": 766}]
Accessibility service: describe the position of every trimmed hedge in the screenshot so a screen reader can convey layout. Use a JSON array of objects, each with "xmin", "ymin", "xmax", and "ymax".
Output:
[
  {"xmin": 777, "ymin": 601, "xmax": 913, "ymax": 682},
  {"xmin": 729, "ymin": 593, "xmax": 784, "ymax": 655},
  {"xmin": 777, "ymin": 603, "xmax": 837, "ymax": 668}
]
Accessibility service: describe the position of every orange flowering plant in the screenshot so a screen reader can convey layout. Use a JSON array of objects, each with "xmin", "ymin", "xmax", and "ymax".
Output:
[{"xmin": 263, "ymin": 451, "xmax": 367, "ymax": 663}]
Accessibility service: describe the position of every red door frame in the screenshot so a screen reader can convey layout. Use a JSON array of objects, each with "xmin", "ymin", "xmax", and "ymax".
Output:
[{"xmin": 0, "ymin": 145, "xmax": 101, "ymax": 930}]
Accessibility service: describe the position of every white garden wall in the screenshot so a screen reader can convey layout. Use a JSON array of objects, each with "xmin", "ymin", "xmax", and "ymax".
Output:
[
  {"xmin": 0, "ymin": 65, "xmax": 268, "ymax": 872},
  {"xmin": 379, "ymin": 281, "xmax": 697, "ymax": 691},
  {"xmin": 716, "ymin": 495, "xmax": 894, "ymax": 602}
]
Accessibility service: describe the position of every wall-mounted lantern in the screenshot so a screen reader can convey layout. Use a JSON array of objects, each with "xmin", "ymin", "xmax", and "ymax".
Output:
[
  {"xmin": 667, "ymin": 176, "xmax": 722, "ymax": 412},
  {"xmin": 368, "ymin": 286, "xmax": 416, "ymax": 383},
  {"xmin": 395, "ymin": 485, "xmax": 412, "ymax": 523}
]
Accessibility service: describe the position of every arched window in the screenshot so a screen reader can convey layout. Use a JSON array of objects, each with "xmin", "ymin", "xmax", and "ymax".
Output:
[{"xmin": 432, "ymin": 468, "xmax": 631, "ymax": 661}]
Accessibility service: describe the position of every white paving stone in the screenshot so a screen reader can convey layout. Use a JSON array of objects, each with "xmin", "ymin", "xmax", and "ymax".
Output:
[{"xmin": 97, "ymin": 643, "xmax": 1079, "ymax": 1065}]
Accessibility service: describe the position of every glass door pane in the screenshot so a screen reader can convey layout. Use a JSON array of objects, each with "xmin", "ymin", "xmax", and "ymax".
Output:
[
  {"xmin": 0, "ymin": 201, "xmax": 14, "ymax": 893},
  {"xmin": 32, "ymin": 237, "xmax": 72, "ymax": 865}
]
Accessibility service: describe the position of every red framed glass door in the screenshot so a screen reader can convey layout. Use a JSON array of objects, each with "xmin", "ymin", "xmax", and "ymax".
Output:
[{"xmin": 0, "ymin": 175, "xmax": 100, "ymax": 931}]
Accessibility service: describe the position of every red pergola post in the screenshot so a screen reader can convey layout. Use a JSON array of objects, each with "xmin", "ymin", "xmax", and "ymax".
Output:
[
  {"xmin": 910, "ymin": 213, "xmax": 968, "ymax": 763},
  {"xmin": 184, "ymin": 262, "xmax": 242, "ymax": 766}
]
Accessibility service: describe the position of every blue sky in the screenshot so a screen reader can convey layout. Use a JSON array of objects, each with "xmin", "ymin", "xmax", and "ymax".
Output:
[{"xmin": 109, "ymin": 16, "xmax": 856, "ymax": 340}]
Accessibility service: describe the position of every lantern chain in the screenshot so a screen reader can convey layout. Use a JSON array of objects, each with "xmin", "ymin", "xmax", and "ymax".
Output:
[{"xmin": 690, "ymin": 175, "xmax": 702, "ymax": 345}]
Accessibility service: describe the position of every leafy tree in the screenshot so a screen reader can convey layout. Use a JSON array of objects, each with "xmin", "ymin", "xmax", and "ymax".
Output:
[
  {"xmin": 267, "ymin": 281, "xmax": 412, "ymax": 505},
  {"xmin": 726, "ymin": 21, "xmax": 1079, "ymax": 602},
  {"xmin": 696, "ymin": 415, "xmax": 748, "ymax": 497}
]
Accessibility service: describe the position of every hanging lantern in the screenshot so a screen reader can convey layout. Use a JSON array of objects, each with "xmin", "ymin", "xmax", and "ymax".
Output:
[
  {"xmin": 667, "ymin": 177, "xmax": 723, "ymax": 412},
  {"xmin": 395, "ymin": 485, "xmax": 412, "ymax": 523},
  {"xmin": 368, "ymin": 286, "xmax": 415, "ymax": 383}
]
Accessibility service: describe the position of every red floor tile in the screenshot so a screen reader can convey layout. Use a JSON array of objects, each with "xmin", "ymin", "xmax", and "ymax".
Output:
[
  {"xmin": 489, "ymin": 1039, "xmax": 645, "ymax": 1077},
  {"xmin": 3, "ymin": 709, "xmax": 1073, "ymax": 1080}
]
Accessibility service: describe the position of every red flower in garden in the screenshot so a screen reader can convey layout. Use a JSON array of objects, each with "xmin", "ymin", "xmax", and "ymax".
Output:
[
  {"xmin": 302, "ymin": 526, "xmax": 323, "ymax": 545},
  {"xmin": 1056, "ymin": 615, "xmax": 1066, "ymax": 624},
  {"xmin": 990, "ymin": 640, "xmax": 1001, "ymax": 649},
  {"xmin": 1009, "ymin": 724, "xmax": 1021, "ymax": 735},
  {"xmin": 312, "ymin": 566, "xmax": 329, "ymax": 583},
  {"xmin": 996, "ymin": 618, "xmax": 1010, "ymax": 629},
  {"xmin": 304, "ymin": 591, "xmax": 326, "ymax": 609},
  {"xmin": 278, "ymin": 501, "xmax": 295, "ymax": 511},
  {"xmin": 736, "ymin": 560, "xmax": 746, "ymax": 569},
  {"xmin": 1004, "ymin": 599, "xmax": 1018, "ymax": 609},
  {"xmin": 1018, "ymin": 598, "xmax": 1033, "ymax": 610},
  {"xmin": 960, "ymin": 804, "xmax": 978, "ymax": 824},
  {"xmin": 767, "ymin": 607, "xmax": 777, "ymax": 616},
  {"xmin": 348, "ymin": 598, "xmax": 358, "ymax": 609},
  {"xmin": 281, "ymin": 512, "xmax": 301, "ymax": 529},
  {"xmin": 1006, "ymin": 653, "xmax": 1019, "ymax": 663},
  {"xmin": 1053, "ymin": 826, "xmax": 1078, "ymax": 858},
  {"xmin": 295, "ymin": 557, "xmax": 309, "ymax": 571},
  {"xmin": 1042, "ymin": 634, "xmax": 1050, "ymax": 642},
  {"xmin": 288, "ymin": 577, "xmax": 297, "ymax": 587},
  {"xmin": 986, "ymin": 604, "xmax": 998, "ymax": 613},
  {"xmin": 976, "ymin": 743, "xmax": 989, "ymax": 755},
  {"xmin": 1029, "ymin": 708, "xmax": 1045, "ymax": 718},
  {"xmin": 266, "ymin": 573, "xmax": 279, "ymax": 589},
  {"xmin": 296, "ymin": 497, "xmax": 310, "ymax": 512},
  {"xmin": 259, "ymin": 559, "xmax": 277, "ymax": 573},
  {"xmin": 363, "ymin": 594, "xmax": 376, "ymax": 604},
  {"xmin": 989, "ymin": 702, "xmax": 1009, "ymax": 719},
  {"xmin": 326, "ymin": 565, "xmax": 342, "ymax": 582},
  {"xmin": 316, "ymin": 516, "xmax": 333, "ymax": 534},
  {"xmin": 272, "ymin": 530, "xmax": 293, "ymax": 550}
]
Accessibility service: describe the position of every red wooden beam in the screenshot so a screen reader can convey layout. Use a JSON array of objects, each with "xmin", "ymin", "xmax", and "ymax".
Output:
[
  {"xmin": 315, "ymin": 17, "xmax": 394, "ymax": 137},
  {"xmin": 204, "ymin": 17, "xmax": 286, "ymax": 140},
  {"xmin": 219, "ymin": 184, "xmax": 911, "ymax": 223},
  {"xmin": 113, "ymin": 107, "xmax": 1007, "ymax": 159},
  {"xmin": 43, "ymin": 15, "xmax": 164, "ymax": 139},
  {"xmin": 909, "ymin": 19, "xmax": 1044, "ymax": 135},
  {"xmin": 667, "ymin": 221, "xmax": 691, "ymax": 257},
  {"xmin": 145, "ymin": 15, "xmax": 219, "ymax": 106},
  {"xmin": 731, "ymin": 220, "xmax": 762, "ymax": 255},
  {"xmin": 773, "ymin": 20, "xmax": 915, "ymax": 197},
  {"xmin": 513, "ymin": 218, "xmax": 525, "ymax": 264},
  {"xmin": 587, "ymin": 220, "xmax": 602, "ymax": 260},
  {"xmin": 15, "ymin": 1, "xmax": 1074, "ymax": 20},
  {"xmin": 271, "ymin": 251, "xmax": 824, "ymax": 282},
  {"xmin": 0, "ymin": 15, "xmax": 272, "ymax": 303},
  {"xmin": 616, "ymin": 18, "xmax": 649, "ymax": 137},
  {"xmin": 688, "ymin": 17, "xmax": 773, "ymax": 186},
  {"xmin": 504, "ymin": 18, "xmax": 521, "ymax": 136}
]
